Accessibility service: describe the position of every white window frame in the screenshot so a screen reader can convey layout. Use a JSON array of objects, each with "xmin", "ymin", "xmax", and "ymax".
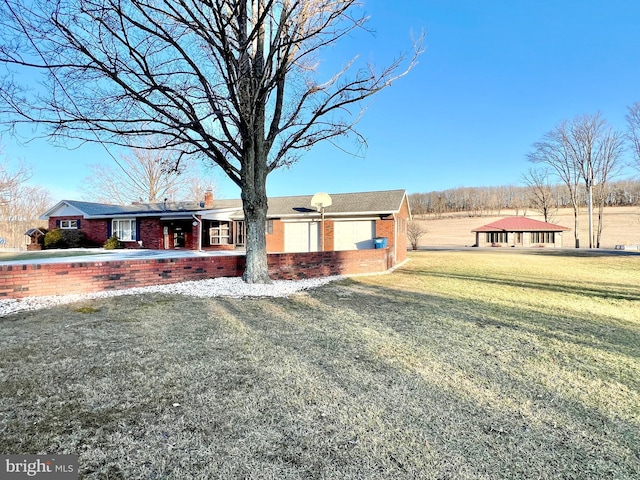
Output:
[
  {"xmin": 60, "ymin": 220, "xmax": 78, "ymax": 229},
  {"xmin": 112, "ymin": 218, "xmax": 136, "ymax": 242},
  {"xmin": 209, "ymin": 221, "xmax": 231, "ymax": 245}
]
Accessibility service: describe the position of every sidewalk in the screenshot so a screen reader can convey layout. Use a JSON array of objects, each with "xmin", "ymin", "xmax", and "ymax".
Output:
[{"xmin": 0, "ymin": 248, "xmax": 245, "ymax": 266}]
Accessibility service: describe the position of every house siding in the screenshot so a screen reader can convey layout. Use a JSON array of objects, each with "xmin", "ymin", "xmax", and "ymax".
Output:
[
  {"xmin": 266, "ymin": 219, "xmax": 285, "ymax": 252},
  {"xmin": 139, "ymin": 218, "xmax": 163, "ymax": 249},
  {"xmin": 48, "ymin": 216, "xmax": 108, "ymax": 247}
]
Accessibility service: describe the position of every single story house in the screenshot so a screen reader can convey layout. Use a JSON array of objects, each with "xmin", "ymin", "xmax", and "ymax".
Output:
[
  {"xmin": 40, "ymin": 189, "xmax": 410, "ymax": 263},
  {"xmin": 472, "ymin": 217, "xmax": 569, "ymax": 248}
]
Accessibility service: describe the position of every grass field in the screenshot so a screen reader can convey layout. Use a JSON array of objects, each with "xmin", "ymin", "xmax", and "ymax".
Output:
[
  {"xmin": 1, "ymin": 250, "xmax": 639, "ymax": 479},
  {"xmin": 415, "ymin": 206, "xmax": 640, "ymax": 248}
]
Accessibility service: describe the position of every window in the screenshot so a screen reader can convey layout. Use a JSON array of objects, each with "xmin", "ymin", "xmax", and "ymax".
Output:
[
  {"xmin": 266, "ymin": 220, "xmax": 274, "ymax": 235},
  {"xmin": 235, "ymin": 221, "xmax": 246, "ymax": 245},
  {"xmin": 209, "ymin": 221, "xmax": 231, "ymax": 245},
  {"xmin": 112, "ymin": 219, "xmax": 136, "ymax": 241},
  {"xmin": 531, "ymin": 231, "xmax": 555, "ymax": 243},
  {"xmin": 486, "ymin": 232, "xmax": 507, "ymax": 243},
  {"xmin": 60, "ymin": 220, "xmax": 78, "ymax": 229}
]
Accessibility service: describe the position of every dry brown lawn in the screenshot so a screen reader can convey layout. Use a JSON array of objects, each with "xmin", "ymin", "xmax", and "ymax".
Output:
[
  {"xmin": 415, "ymin": 206, "xmax": 640, "ymax": 248},
  {"xmin": 1, "ymin": 250, "xmax": 639, "ymax": 479}
]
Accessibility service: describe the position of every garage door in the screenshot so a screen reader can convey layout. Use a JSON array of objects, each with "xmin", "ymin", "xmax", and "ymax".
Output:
[
  {"xmin": 284, "ymin": 222, "xmax": 319, "ymax": 252},
  {"xmin": 334, "ymin": 220, "xmax": 376, "ymax": 251}
]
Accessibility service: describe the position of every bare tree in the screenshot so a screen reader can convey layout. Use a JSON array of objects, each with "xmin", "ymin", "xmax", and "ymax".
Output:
[
  {"xmin": 0, "ymin": 170, "xmax": 52, "ymax": 249},
  {"xmin": 528, "ymin": 114, "xmax": 624, "ymax": 248},
  {"xmin": 522, "ymin": 168, "xmax": 556, "ymax": 223},
  {"xmin": 81, "ymin": 142, "xmax": 210, "ymax": 204},
  {"xmin": 591, "ymin": 127, "xmax": 625, "ymax": 247},
  {"xmin": 0, "ymin": 0, "xmax": 421, "ymax": 283},
  {"xmin": 626, "ymin": 102, "xmax": 640, "ymax": 173},
  {"xmin": 406, "ymin": 220, "xmax": 427, "ymax": 250},
  {"xmin": 565, "ymin": 113, "xmax": 624, "ymax": 248},
  {"xmin": 0, "ymin": 158, "xmax": 30, "ymax": 205},
  {"xmin": 527, "ymin": 121, "xmax": 583, "ymax": 247}
]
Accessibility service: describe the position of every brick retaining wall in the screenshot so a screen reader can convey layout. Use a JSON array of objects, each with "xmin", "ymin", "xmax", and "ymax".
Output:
[{"xmin": 0, "ymin": 249, "xmax": 391, "ymax": 299}]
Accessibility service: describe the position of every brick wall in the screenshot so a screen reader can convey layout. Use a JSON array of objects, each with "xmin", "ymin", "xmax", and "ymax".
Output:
[
  {"xmin": 48, "ymin": 216, "xmax": 108, "ymax": 247},
  {"xmin": 0, "ymin": 249, "xmax": 391, "ymax": 299},
  {"xmin": 140, "ymin": 219, "xmax": 163, "ymax": 249},
  {"xmin": 266, "ymin": 219, "xmax": 285, "ymax": 252}
]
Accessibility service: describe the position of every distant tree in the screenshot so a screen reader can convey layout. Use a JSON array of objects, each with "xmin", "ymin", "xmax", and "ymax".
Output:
[
  {"xmin": 626, "ymin": 102, "xmax": 640, "ymax": 173},
  {"xmin": 0, "ymin": 158, "xmax": 30, "ymax": 205},
  {"xmin": 0, "ymin": 159, "xmax": 51, "ymax": 248},
  {"xmin": 523, "ymin": 168, "xmax": 557, "ymax": 223},
  {"xmin": 528, "ymin": 120, "xmax": 583, "ymax": 247},
  {"xmin": 406, "ymin": 220, "xmax": 427, "ymax": 250},
  {"xmin": 590, "ymin": 126, "xmax": 625, "ymax": 248},
  {"xmin": 529, "ymin": 114, "xmax": 624, "ymax": 248},
  {"xmin": 0, "ymin": 0, "xmax": 422, "ymax": 283},
  {"xmin": 569, "ymin": 114, "xmax": 625, "ymax": 247},
  {"xmin": 82, "ymin": 142, "xmax": 210, "ymax": 204}
]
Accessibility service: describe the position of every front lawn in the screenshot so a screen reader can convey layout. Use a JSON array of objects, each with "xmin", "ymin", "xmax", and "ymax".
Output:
[{"xmin": 0, "ymin": 251, "xmax": 638, "ymax": 479}]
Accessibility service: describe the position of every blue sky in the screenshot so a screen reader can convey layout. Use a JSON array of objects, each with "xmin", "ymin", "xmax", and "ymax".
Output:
[{"xmin": 3, "ymin": 0, "xmax": 640, "ymax": 200}]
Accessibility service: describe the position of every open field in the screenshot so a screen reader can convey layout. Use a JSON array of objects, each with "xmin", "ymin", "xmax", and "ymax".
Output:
[
  {"xmin": 415, "ymin": 206, "xmax": 640, "ymax": 248},
  {"xmin": 1, "ymin": 250, "xmax": 639, "ymax": 479}
]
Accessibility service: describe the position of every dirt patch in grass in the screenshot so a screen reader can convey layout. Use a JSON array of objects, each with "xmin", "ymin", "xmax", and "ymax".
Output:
[{"xmin": 0, "ymin": 252, "xmax": 638, "ymax": 479}]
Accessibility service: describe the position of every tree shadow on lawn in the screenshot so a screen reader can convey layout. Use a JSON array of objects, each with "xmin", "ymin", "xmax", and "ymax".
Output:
[
  {"xmin": 0, "ymin": 290, "xmax": 639, "ymax": 479},
  {"xmin": 329, "ymin": 278, "xmax": 640, "ymax": 368},
  {"xmin": 211, "ymin": 291, "xmax": 640, "ymax": 479},
  {"xmin": 524, "ymin": 248, "xmax": 640, "ymax": 258},
  {"xmin": 408, "ymin": 268, "xmax": 640, "ymax": 302}
]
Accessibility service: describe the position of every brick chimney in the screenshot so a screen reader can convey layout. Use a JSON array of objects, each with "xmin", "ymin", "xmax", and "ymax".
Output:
[{"xmin": 204, "ymin": 189, "xmax": 214, "ymax": 209}]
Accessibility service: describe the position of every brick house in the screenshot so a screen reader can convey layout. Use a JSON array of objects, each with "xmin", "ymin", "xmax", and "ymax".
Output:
[
  {"xmin": 472, "ymin": 217, "xmax": 569, "ymax": 248},
  {"xmin": 41, "ymin": 189, "xmax": 411, "ymax": 264}
]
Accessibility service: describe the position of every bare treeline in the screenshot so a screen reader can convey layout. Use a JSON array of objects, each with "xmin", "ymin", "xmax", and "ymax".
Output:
[
  {"xmin": 409, "ymin": 178, "xmax": 640, "ymax": 217},
  {"xmin": 0, "ymin": 159, "xmax": 51, "ymax": 249}
]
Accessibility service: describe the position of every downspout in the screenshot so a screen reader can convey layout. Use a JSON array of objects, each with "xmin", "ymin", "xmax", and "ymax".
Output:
[
  {"xmin": 393, "ymin": 212, "xmax": 398, "ymax": 265},
  {"xmin": 192, "ymin": 214, "xmax": 202, "ymax": 251}
]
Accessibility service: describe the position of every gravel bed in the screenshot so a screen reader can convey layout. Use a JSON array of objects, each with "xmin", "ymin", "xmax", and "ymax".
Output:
[{"xmin": 0, "ymin": 276, "xmax": 343, "ymax": 317}]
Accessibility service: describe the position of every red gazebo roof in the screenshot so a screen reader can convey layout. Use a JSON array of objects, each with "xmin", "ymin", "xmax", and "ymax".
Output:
[{"xmin": 472, "ymin": 217, "xmax": 569, "ymax": 233}]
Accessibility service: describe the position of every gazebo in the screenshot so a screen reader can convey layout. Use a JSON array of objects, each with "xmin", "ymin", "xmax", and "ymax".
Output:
[{"xmin": 472, "ymin": 217, "xmax": 569, "ymax": 248}]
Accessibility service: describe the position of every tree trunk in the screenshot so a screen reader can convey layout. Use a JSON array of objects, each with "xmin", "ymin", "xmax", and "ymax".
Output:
[
  {"xmin": 596, "ymin": 203, "xmax": 604, "ymax": 249},
  {"xmin": 572, "ymin": 202, "xmax": 580, "ymax": 248},
  {"xmin": 242, "ymin": 185, "xmax": 270, "ymax": 284},
  {"xmin": 240, "ymin": 122, "xmax": 270, "ymax": 283},
  {"xmin": 240, "ymin": 75, "xmax": 270, "ymax": 283},
  {"xmin": 587, "ymin": 183, "xmax": 594, "ymax": 248}
]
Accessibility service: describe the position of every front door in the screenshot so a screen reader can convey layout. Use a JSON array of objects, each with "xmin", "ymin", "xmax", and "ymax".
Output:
[
  {"xmin": 174, "ymin": 227, "xmax": 185, "ymax": 248},
  {"xmin": 515, "ymin": 232, "xmax": 523, "ymax": 245}
]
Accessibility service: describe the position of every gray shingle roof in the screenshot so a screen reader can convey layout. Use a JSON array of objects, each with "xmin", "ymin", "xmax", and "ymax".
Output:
[
  {"xmin": 264, "ymin": 189, "xmax": 407, "ymax": 217},
  {"xmin": 63, "ymin": 200, "xmax": 205, "ymax": 216},
  {"xmin": 45, "ymin": 189, "xmax": 407, "ymax": 219}
]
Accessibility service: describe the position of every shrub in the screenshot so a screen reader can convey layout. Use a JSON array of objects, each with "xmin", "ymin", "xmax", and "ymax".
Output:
[
  {"xmin": 61, "ymin": 229, "xmax": 87, "ymax": 248},
  {"xmin": 44, "ymin": 228, "xmax": 64, "ymax": 249},
  {"xmin": 44, "ymin": 228, "xmax": 88, "ymax": 249},
  {"xmin": 407, "ymin": 221, "xmax": 427, "ymax": 250},
  {"xmin": 104, "ymin": 235, "xmax": 124, "ymax": 250}
]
